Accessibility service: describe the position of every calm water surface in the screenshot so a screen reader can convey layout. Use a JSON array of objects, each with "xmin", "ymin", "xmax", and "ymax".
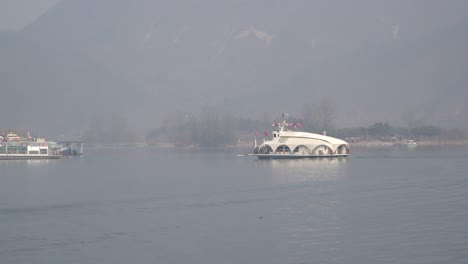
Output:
[{"xmin": 1, "ymin": 146, "xmax": 468, "ymax": 264}]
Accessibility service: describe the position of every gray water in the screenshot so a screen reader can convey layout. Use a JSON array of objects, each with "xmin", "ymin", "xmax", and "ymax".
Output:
[{"xmin": 1, "ymin": 146, "xmax": 468, "ymax": 264}]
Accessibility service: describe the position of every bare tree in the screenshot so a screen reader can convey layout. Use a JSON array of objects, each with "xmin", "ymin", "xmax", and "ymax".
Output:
[
  {"xmin": 220, "ymin": 111, "xmax": 238, "ymax": 145},
  {"xmin": 81, "ymin": 115, "xmax": 106, "ymax": 144},
  {"xmin": 198, "ymin": 106, "xmax": 220, "ymax": 147},
  {"xmin": 164, "ymin": 112, "xmax": 193, "ymax": 146},
  {"xmin": 402, "ymin": 109, "xmax": 417, "ymax": 134},
  {"xmin": 110, "ymin": 114, "xmax": 136, "ymax": 144},
  {"xmin": 316, "ymin": 97, "xmax": 336, "ymax": 133},
  {"xmin": 300, "ymin": 102, "xmax": 317, "ymax": 132}
]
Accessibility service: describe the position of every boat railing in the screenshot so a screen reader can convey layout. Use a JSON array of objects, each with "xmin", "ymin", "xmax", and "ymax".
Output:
[{"xmin": 1, "ymin": 141, "xmax": 57, "ymax": 147}]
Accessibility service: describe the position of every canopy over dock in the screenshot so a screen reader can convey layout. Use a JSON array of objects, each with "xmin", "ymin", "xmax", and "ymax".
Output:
[{"xmin": 59, "ymin": 142, "xmax": 84, "ymax": 156}]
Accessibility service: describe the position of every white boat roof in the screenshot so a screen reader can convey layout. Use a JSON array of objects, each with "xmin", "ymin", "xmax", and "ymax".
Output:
[{"xmin": 279, "ymin": 131, "xmax": 348, "ymax": 145}]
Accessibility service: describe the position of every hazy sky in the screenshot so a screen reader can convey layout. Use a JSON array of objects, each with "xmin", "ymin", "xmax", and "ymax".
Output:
[
  {"xmin": 1, "ymin": 0, "xmax": 467, "ymax": 136},
  {"xmin": 0, "ymin": 0, "xmax": 59, "ymax": 31}
]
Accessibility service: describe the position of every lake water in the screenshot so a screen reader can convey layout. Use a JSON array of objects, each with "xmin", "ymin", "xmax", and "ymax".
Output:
[{"xmin": 1, "ymin": 146, "xmax": 468, "ymax": 264}]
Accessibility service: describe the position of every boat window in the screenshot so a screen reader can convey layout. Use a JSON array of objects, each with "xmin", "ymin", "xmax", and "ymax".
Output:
[
  {"xmin": 275, "ymin": 145, "xmax": 291, "ymax": 154},
  {"xmin": 293, "ymin": 145, "xmax": 310, "ymax": 155},
  {"xmin": 259, "ymin": 145, "xmax": 273, "ymax": 154}
]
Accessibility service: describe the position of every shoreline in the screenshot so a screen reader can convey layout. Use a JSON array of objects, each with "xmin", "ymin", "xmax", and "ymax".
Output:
[
  {"xmin": 349, "ymin": 140, "xmax": 468, "ymax": 147},
  {"xmin": 83, "ymin": 140, "xmax": 468, "ymax": 149}
]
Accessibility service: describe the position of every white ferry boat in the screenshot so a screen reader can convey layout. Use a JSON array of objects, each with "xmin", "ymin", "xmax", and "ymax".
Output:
[
  {"xmin": 248, "ymin": 115, "xmax": 349, "ymax": 159},
  {"xmin": 0, "ymin": 133, "xmax": 61, "ymax": 160}
]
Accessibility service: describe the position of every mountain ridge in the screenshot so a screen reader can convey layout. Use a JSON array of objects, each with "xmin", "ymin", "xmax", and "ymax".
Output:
[{"xmin": 1, "ymin": 0, "xmax": 468, "ymax": 134}]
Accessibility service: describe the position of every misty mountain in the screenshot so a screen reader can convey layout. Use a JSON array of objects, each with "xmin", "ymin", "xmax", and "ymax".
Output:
[{"xmin": 1, "ymin": 0, "xmax": 468, "ymax": 136}]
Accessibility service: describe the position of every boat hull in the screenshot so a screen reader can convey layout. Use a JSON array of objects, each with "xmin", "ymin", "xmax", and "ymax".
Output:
[
  {"xmin": 249, "ymin": 154, "xmax": 349, "ymax": 159},
  {"xmin": 0, "ymin": 155, "xmax": 61, "ymax": 160}
]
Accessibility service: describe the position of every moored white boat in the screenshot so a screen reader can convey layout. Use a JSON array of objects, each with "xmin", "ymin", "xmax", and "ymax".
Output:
[
  {"xmin": 0, "ymin": 133, "xmax": 61, "ymax": 160},
  {"xmin": 407, "ymin": 139, "xmax": 417, "ymax": 147}
]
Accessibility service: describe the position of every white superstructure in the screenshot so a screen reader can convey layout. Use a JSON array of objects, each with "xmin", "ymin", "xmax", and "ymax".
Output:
[{"xmin": 0, "ymin": 138, "xmax": 61, "ymax": 160}]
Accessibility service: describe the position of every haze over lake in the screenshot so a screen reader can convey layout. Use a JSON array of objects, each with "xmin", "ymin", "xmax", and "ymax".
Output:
[
  {"xmin": 1, "ymin": 1, "xmax": 468, "ymax": 263},
  {"xmin": 1, "ymin": 146, "xmax": 468, "ymax": 264}
]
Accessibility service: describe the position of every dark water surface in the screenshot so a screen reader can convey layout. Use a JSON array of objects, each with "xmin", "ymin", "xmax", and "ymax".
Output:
[{"xmin": 1, "ymin": 146, "xmax": 468, "ymax": 264}]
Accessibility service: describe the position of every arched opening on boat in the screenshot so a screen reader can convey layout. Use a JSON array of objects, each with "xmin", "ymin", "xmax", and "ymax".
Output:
[
  {"xmin": 258, "ymin": 145, "xmax": 273, "ymax": 154},
  {"xmin": 312, "ymin": 145, "xmax": 333, "ymax": 156},
  {"xmin": 275, "ymin": 145, "xmax": 292, "ymax": 154},
  {"xmin": 336, "ymin": 144, "xmax": 350, "ymax": 155},
  {"xmin": 293, "ymin": 145, "xmax": 311, "ymax": 155}
]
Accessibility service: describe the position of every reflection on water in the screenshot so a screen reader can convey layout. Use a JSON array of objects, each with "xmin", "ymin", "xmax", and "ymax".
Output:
[
  {"xmin": 255, "ymin": 158, "xmax": 348, "ymax": 184},
  {"xmin": 350, "ymin": 145, "xmax": 468, "ymax": 159},
  {"xmin": 0, "ymin": 159, "xmax": 53, "ymax": 168},
  {"xmin": 253, "ymin": 158, "xmax": 348, "ymax": 263},
  {"xmin": 1, "ymin": 147, "xmax": 468, "ymax": 264}
]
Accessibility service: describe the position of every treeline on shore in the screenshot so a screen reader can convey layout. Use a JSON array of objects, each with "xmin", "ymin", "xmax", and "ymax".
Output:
[
  {"xmin": 143, "ymin": 106, "xmax": 467, "ymax": 147},
  {"xmin": 6, "ymin": 114, "xmax": 467, "ymax": 148},
  {"xmin": 146, "ymin": 117, "xmax": 466, "ymax": 147},
  {"xmin": 332, "ymin": 122, "xmax": 466, "ymax": 143},
  {"xmin": 35, "ymin": 98, "xmax": 468, "ymax": 147}
]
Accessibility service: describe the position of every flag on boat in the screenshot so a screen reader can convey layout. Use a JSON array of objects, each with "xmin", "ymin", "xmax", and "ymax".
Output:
[
  {"xmin": 255, "ymin": 131, "xmax": 259, "ymax": 137},
  {"xmin": 264, "ymin": 131, "xmax": 268, "ymax": 137},
  {"xmin": 272, "ymin": 123, "xmax": 277, "ymax": 127}
]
